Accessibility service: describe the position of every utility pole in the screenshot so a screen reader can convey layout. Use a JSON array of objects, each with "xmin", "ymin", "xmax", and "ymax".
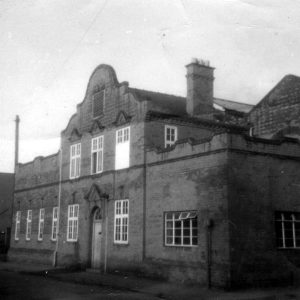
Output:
[{"xmin": 14, "ymin": 115, "xmax": 20, "ymax": 171}]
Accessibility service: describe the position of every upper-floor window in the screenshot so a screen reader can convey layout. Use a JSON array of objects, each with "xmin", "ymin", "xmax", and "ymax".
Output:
[
  {"xmin": 52, "ymin": 207, "xmax": 59, "ymax": 241},
  {"xmin": 275, "ymin": 211, "xmax": 300, "ymax": 248},
  {"xmin": 26, "ymin": 210, "xmax": 32, "ymax": 241},
  {"xmin": 115, "ymin": 127, "xmax": 130, "ymax": 170},
  {"xmin": 70, "ymin": 143, "xmax": 81, "ymax": 179},
  {"xmin": 165, "ymin": 125, "xmax": 178, "ymax": 147},
  {"xmin": 114, "ymin": 199, "xmax": 129, "ymax": 244},
  {"xmin": 67, "ymin": 204, "xmax": 79, "ymax": 242},
  {"xmin": 165, "ymin": 211, "xmax": 198, "ymax": 247},
  {"xmin": 92, "ymin": 90, "xmax": 105, "ymax": 118},
  {"xmin": 15, "ymin": 211, "xmax": 21, "ymax": 240},
  {"xmin": 91, "ymin": 136, "xmax": 104, "ymax": 174}
]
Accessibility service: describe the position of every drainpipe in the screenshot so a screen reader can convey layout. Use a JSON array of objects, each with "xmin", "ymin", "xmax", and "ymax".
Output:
[
  {"xmin": 10, "ymin": 116, "xmax": 20, "ymax": 250},
  {"xmin": 206, "ymin": 218, "xmax": 213, "ymax": 289},
  {"xmin": 53, "ymin": 146, "xmax": 63, "ymax": 267},
  {"xmin": 14, "ymin": 115, "xmax": 20, "ymax": 170},
  {"xmin": 142, "ymin": 123, "xmax": 147, "ymax": 260},
  {"xmin": 104, "ymin": 193, "xmax": 109, "ymax": 273}
]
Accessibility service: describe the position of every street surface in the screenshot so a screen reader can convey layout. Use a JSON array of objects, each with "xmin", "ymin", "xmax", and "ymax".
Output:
[{"xmin": 0, "ymin": 270, "xmax": 160, "ymax": 300}]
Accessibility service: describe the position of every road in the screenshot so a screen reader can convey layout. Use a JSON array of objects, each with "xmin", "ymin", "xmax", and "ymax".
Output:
[{"xmin": 0, "ymin": 270, "xmax": 161, "ymax": 300}]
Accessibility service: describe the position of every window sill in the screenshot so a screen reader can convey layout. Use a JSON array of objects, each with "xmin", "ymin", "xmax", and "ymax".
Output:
[
  {"xmin": 66, "ymin": 240, "xmax": 78, "ymax": 243},
  {"xmin": 113, "ymin": 242, "xmax": 129, "ymax": 246},
  {"xmin": 164, "ymin": 244, "xmax": 198, "ymax": 248}
]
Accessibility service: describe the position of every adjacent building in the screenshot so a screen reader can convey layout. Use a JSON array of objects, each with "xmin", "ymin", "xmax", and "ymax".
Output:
[
  {"xmin": 8, "ymin": 60, "xmax": 300, "ymax": 287},
  {"xmin": 0, "ymin": 172, "xmax": 14, "ymax": 256}
]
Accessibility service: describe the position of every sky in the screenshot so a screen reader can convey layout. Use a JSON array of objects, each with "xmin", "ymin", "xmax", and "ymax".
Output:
[{"xmin": 1, "ymin": 0, "xmax": 300, "ymax": 172}]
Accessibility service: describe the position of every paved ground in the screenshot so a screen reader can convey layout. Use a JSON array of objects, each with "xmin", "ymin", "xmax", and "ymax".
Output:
[
  {"xmin": 0, "ymin": 270, "xmax": 160, "ymax": 300},
  {"xmin": 1, "ymin": 261, "xmax": 300, "ymax": 299}
]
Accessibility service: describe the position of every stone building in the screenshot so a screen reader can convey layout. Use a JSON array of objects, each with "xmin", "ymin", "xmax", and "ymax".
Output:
[
  {"xmin": 8, "ymin": 60, "xmax": 300, "ymax": 287},
  {"xmin": 0, "ymin": 172, "xmax": 14, "ymax": 255}
]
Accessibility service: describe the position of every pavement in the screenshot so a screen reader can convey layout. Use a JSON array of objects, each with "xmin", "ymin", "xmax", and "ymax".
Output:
[{"xmin": 0, "ymin": 261, "xmax": 300, "ymax": 299}]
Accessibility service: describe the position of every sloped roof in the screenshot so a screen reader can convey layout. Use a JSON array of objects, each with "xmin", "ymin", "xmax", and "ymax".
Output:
[
  {"xmin": 146, "ymin": 110, "xmax": 248, "ymax": 133},
  {"xmin": 214, "ymin": 98, "xmax": 254, "ymax": 113},
  {"xmin": 130, "ymin": 87, "xmax": 253, "ymax": 115},
  {"xmin": 129, "ymin": 88, "xmax": 186, "ymax": 115},
  {"xmin": 250, "ymin": 74, "xmax": 300, "ymax": 112}
]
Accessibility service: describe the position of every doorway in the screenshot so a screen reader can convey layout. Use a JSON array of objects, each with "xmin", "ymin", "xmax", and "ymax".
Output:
[{"xmin": 91, "ymin": 208, "xmax": 102, "ymax": 269}]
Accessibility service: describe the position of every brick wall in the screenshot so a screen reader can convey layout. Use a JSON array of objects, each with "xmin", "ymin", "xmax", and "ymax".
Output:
[
  {"xmin": 227, "ymin": 134, "xmax": 300, "ymax": 287},
  {"xmin": 249, "ymin": 75, "xmax": 300, "ymax": 138}
]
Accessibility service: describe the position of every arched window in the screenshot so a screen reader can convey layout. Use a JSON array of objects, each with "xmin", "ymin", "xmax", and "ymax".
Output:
[{"xmin": 94, "ymin": 208, "xmax": 102, "ymax": 221}]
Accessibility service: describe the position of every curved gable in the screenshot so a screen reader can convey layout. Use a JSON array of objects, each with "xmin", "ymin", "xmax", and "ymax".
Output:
[{"xmin": 84, "ymin": 64, "xmax": 120, "ymax": 99}]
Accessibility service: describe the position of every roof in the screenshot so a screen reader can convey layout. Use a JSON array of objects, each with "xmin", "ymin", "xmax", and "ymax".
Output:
[
  {"xmin": 129, "ymin": 88, "xmax": 186, "ymax": 115},
  {"xmin": 214, "ymin": 98, "xmax": 254, "ymax": 113},
  {"xmin": 249, "ymin": 74, "xmax": 300, "ymax": 113},
  {"xmin": 130, "ymin": 87, "xmax": 253, "ymax": 115},
  {"xmin": 146, "ymin": 111, "xmax": 248, "ymax": 133}
]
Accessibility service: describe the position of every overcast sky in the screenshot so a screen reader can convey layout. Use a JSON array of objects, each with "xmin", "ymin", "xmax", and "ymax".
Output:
[{"xmin": 1, "ymin": 0, "xmax": 300, "ymax": 172}]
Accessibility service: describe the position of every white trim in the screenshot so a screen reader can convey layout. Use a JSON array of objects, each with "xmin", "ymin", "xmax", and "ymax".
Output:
[
  {"xmin": 15, "ymin": 211, "xmax": 21, "ymax": 240},
  {"xmin": 70, "ymin": 143, "xmax": 81, "ymax": 179},
  {"xmin": 164, "ymin": 125, "xmax": 178, "ymax": 148},
  {"xmin": 276, "ymin": 212, "xmax": 300, "ymax": 249},
  {"xmin": 91, "ymin": 135, "xmax": 104, "ymax": 174},
  {"xmin": 51, "ymin": 207, "xmax": 59, "ymax": 241},
  {"xmin": 38, "ymin": 208, "xmax": 45, "ymax": 241},
  {"xmin": 114, "ymin": 199, "xmax": 129, "ymax": 244},
  {"xmin": 165, "ymin": 211, "xmax": 198, "ymax": 247},
  {"xmin": 26, "ymin": 210, "xmax": 32, "ymax": 241},
  {"xmin": 115, "ymin": 127, "xmax": 130, "ymax": 170},
  {"xmin": 67, "ymin": 204, "xmax": 79, "ymax": 242}
]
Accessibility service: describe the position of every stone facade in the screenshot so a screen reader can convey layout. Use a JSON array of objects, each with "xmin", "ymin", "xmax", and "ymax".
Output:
[
  {"xmin": 0, "ymin": 173, "xmax": 14, "ymax": 254},
  {"xmin": 8, "ymin": 62, "xmax": 300, "ymax": 287}
]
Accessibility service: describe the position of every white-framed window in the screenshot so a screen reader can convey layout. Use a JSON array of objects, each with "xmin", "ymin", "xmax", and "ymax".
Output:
[
  {"xmin": 114, "ymin": 199, "xmax": 129, "ymax": 244},
  {"xmin": 70, "ymin": 143, "xmax": 81, "ymax": 179},
  {"xmin": 92, "ymin": 90, "xmax": 105, "ymax": 118},
  {"xmin": 91, "ymin": 136, "xmax": 104, "ymax": 174},
  {"xmin": 165, "ymin": 125, "xmax": 178, "ymax": 148},
  {"xmin": 67, "ymin": 204, "xmax": 79, "ymax": 242},
  {"xmin": 15, "ymin": 211, "xmax": 21, "ymax": 240},
  {"xmin": 26, "ymin": 210, "xmax": 32, "ymax": 241},
  {"xmin": 165, "ymin": 211, "xmax": 198, "ymax": 247},
  {"xmin": 275, "ymin": 211, "xmax": 300, "ymax": 248},
  {"xmin": 115, "ymin": 127, "xmax": 130, "ymax": 170},
  {"xmin": 38, "ymin": 208, "xmax": 45, "ymax": 241},
  {"xmin": 52, "ymin": 207, "xmax": 59, "ymax": 241}
]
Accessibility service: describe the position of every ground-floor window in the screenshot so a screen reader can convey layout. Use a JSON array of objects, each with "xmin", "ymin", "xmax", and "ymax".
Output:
[
  {"xmin": 165, "ymin": 211, "xmax": 198, "ymax": 246},
  {"xmin": 52, "ymin": 207, "xmax": 59, "ymax": 241},
  {"xmin": 15, "ymin": 211, "xmax": 21, "ymax": 240},
  {"xmin": 275, "ymin": 211, "xmax": 300, "ymax": 248},
  {"xmin": 26, "ymin": 210, "xmax": 32, "ymax": 241},
  {"xmin": 67, "ymin": 204, "xmax": 79, "ymax": 242},
  {"xmin": 114, "ymin": 199, "xmax": 129, "ymax": 244},
  {"xmin": 38, "ymin": 208, "xmax": 45, "ymax": 241}
]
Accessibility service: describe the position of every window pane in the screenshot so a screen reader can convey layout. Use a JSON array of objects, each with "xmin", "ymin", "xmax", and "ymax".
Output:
[
  {"xmin": 174, "ymin": 237, "xmax": 181, "ymax": 245},
  {"xmin": 166, "ymin": 237, "xmax": 173, "ymax": 244},
  {"xmin": 183, "ymin": 237, "xmax": 190, "ymax": 245}
]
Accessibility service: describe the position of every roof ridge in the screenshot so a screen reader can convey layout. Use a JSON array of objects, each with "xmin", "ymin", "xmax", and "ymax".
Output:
[{"xmin": 214, "ymin": 97, "xmax": 254, "ymax": 107}]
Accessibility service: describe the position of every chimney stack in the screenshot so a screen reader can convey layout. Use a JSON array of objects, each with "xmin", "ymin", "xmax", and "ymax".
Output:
[
  {"xmin": 14, "ymin": 115, "xmax": 20, "ymax": 172},
  {"xmin": 186, "ymin": 58, "xmax": 214, "ymax": 116}
]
